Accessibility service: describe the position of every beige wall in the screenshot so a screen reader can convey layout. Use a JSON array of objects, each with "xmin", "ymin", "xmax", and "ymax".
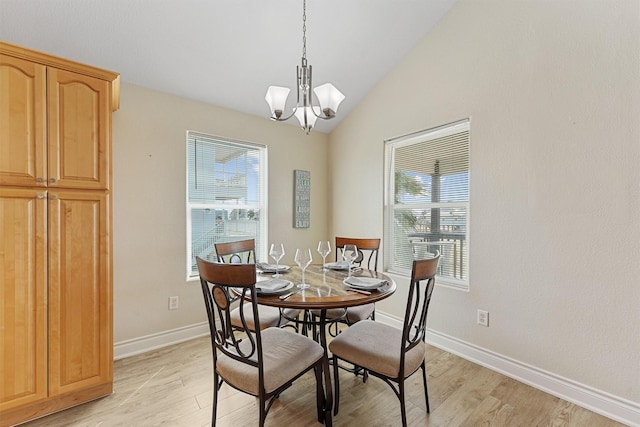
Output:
[
  {"xmin": 110, "ymin": 0, "xmax": 639, "ymax": 417},
  {"xmin": 112, "ymin": 84, "xmax": 329, "ymax": 342},
  {"xmin": 329, "ymin": 0, "xmax": 640, "ymax": 405}
]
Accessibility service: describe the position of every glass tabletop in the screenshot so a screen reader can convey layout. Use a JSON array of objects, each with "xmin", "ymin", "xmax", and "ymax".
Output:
[{"xmin": 255, "ymin": 265, "xmax": 396, "ymax": 310}]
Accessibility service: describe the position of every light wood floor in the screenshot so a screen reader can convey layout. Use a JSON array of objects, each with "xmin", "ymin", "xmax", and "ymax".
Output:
[{"xmin": 20, "ymin": 336, "xmax": 624, "ymax": 427}]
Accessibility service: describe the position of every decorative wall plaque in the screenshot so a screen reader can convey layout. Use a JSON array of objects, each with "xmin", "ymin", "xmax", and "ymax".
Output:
[{"xmin": 293, "ymin": 170, "xmax": 310, "ymax": 228}]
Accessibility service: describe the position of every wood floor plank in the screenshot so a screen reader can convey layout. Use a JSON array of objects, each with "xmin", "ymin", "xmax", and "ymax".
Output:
[
  {"xmin": 463, "ymin": 395, "xmax": 515, "ymax": 426},
  {"xmin": 426, "ymin": 366, "xmax": 505, "ymax": 426},
  {"xmin": 19, "ymin": 336, "xmax": 626, "ymax": 427},
  {"xmin": 549, "ymin": 399, "xmax": 624, "ymax": 427}
]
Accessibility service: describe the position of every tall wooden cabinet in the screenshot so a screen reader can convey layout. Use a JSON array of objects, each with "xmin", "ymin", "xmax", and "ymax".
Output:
[{"xmin": 0, "ymin": 41, "xmax": 119, "ymax": 426}]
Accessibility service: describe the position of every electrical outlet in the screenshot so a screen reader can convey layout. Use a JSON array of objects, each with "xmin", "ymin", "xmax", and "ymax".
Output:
[
  {"xmin": 477, "ymin": 309, "xmax": 489, "ymax": 327},
  {"xmin": 169, "ymin": 296, "xmax": 179, "ymax": 310}
]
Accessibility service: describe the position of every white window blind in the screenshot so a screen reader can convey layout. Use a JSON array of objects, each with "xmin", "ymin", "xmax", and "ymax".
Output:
[
  {"xmin": 384, "ymin": 120, "xmax": 470, "ymax": 289},
  {"xmin": 186, "ymin": 132, "xmax": 267, "ymax": 278}
]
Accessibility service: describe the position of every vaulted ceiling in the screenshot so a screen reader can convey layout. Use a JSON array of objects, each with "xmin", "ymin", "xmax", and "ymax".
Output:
[{"xmin": 0, "ymin": 0, "xmax": 457, "ymax": 133}]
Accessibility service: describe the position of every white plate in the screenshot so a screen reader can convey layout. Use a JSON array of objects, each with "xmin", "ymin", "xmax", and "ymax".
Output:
[
  {"xmin": 257, "ymin": 263, "xmax": 291, "ymax": 273},
  {"xmin": 325, "ymin": 261, "xmax": 350, "ymax": 270},
  {"xmin": 256, "ymin": 280, "xmax": 294, "ymax": 295},
  {"xmin": 343, "ymin": 277, "xmax": 388, "ymax": 290}
]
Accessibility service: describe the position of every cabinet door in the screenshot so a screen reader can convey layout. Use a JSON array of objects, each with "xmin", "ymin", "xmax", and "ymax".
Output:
[
  {"xmin": 0, "ymin": 188, "xmax": 47, "ymax": 412},
  {"xmin": 48, "ymin": 189, "xmax": 112, "ymax": 397},
  {"xmin": 48, "ymin": 69, "xmax": 111, "ymax": 190},
  {"xmin": 0, "ymin": 54, "xmax": 47, "ymax": 187}
]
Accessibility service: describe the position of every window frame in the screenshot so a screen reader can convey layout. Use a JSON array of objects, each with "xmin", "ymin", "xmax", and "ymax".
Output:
[
  {"xmin": 185, "ymin": 131, "xmax": 268, "ymax": 280},
  {"xmin": 383, "ymin": 119, "xmax": 470, "ymax": 290}
]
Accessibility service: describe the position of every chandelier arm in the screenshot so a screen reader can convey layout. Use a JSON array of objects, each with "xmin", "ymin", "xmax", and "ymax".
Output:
[
  {"xmin": 271, "ymin": 108, "xmax": 298, "ymax": 122},
  {"xmin": 308, "ymin": 91, "xmax": 330, "ymax": 120},
  {"xmin": 269, "ymin": 64, "xmax": 304, "ymax": 122}
]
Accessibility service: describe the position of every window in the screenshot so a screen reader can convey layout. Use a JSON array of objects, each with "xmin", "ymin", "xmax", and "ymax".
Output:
[
  {"xmin": 186, "ymin": 132, "xmax": 267, "ymax": 278},
  {"xmin": 384, "ymin": 120, "xmax": 470, "ymax": 289}
]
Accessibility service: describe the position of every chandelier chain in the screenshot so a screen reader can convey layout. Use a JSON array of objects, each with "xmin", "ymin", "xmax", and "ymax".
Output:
[{"xmin": 302, "ymin": 0, "xmax": 307, "ymax": 61}]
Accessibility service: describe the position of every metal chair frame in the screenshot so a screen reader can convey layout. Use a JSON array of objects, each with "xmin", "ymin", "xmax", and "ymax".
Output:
[
  {"xmin": 327, "ymin": 237, "xmax": 380, "ymax": 329},
  {"xmin": 197, "ymin": 258, "xmax": 325, "ymax": 427},
  {"xmin": 214, "ymin": 239, "xmax": 299, "ymax": 331},
  {"xmin": 335, "ymin": 236, "xmax": 380, "ymax": 274},
  {"xmin": 331, "ymin": 254, "xmax": 440, "ymax": 427}
]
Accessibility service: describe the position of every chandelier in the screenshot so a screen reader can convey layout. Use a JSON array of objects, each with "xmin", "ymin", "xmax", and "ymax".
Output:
[{"xmin": 265, "ymin": 0, "xmax": 345, "ymax": 134}]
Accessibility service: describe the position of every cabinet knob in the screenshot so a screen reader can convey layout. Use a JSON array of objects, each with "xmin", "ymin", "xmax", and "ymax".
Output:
[
  {"xmin": 49, "ymin": 178, "xmax": 57, "ymax": 183},
  {"xmin": 37, "ymin": 194, "xmax": 45, "ymax": 199},
  {"xmin": 36, "ymin": 177, "xmax": 44, "ymax": 183},
  {"xmin": 50, "ymin": 194, "xmax": 57, "ymax": 200}
]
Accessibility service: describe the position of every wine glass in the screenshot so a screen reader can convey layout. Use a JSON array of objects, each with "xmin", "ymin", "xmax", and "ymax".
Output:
[
  {"xmin": 342, "ymin": 244, "xmax": 358, "ymax": 278},
  {"xmin": 269, "ymin": 243, "xmax": 285, "ymax": 277},
  {"xmin": 317, "ymin": 241, "xmax": 331, "ymax": 271},
  {"xmin": 294, "ymin": 248, "xmax": 313, "ymax": 289}
]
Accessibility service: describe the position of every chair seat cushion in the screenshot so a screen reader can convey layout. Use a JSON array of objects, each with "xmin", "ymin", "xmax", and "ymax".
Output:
[
  {"xmin": 313, "ymin": 307, "xmax": 347, "ymax": 321},
  {"xmin": 231, "ymin": 303, "xmax": 300, "ymax": 330},
  {"xmin": 311, "ymin": 303, "xmax": 374, "ymax": 324},
  {"xmin": 328, "ymin": 320, "xmax": 426, "ymax": 379},
  {"xmin": 345, "ymin": 303, "xmax": 374, "ymax": 323},
  {"xmin": 216, "ymin": 327, "xmax": 324, "ymax": 395}
]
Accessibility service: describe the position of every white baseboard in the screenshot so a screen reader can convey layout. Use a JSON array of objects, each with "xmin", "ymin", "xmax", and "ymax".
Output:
[
  {"xmin": 374, "ymin": 311, "xmax": 639, "ymax": 427},
  {"xmin": 114, "ymin": 322, "xmax": 210, "ymax": 360}
]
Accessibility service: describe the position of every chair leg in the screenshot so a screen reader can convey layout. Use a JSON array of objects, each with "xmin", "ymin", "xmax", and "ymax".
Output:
[
  {"xmin": 259, "ymin": 395, "xmax": 266, "ymax": 427},
  {"xmin": 300, "ymin": 310, "xmax": 308, "ymax": 336},
  {"xmin": 314, "ymin": 364, "xmax": 324, "ymax": 423},
  {"xmin": 399, "ymin": 379, "xmax": 407, "ymax": 427},
  {"xmin": 312, "ymin": 312, "xmax": 320, "ymax": 342},
  {"xmin": 350, "ymin": 363, "xmax": 368, "ymax": 383},
  {"xmin": 421, "ymin": 362, "xmax": 430, "ymax": 413},
  {"xmin": 333, "ymin": 355, "xmax": 341, "ymax": 416},
  {"xmin": 212, "ymin": 372, "xmax": 219, "ymax": 427}
]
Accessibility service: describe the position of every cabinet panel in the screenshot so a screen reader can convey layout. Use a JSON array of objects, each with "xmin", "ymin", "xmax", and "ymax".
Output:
[
  {"xmin": 47, "ymin": 69, "xmax": 110, "ymax": 190},
  {"xmin": 47, "ymin": 190, "xmax": 112, "ymax": 397},
  {"xmin": 0, "ymin": 55, "xmax": 47, "ymax": 187},
  {"xmin": 0, "ymin": 188, "xmax": 47, "ymax": 412}
]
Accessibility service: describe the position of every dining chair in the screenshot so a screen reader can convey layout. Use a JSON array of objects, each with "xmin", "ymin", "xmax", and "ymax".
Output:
[
  {"xmin": 312, "ymin": 237, "xmax": 381, "ymax": 336},
  {"xmin": 214, "ymin": 239, "xmax": 299, "ymax": 331},
  {"xmin": 196, "ymin": 258, "xmax": 326, "ymax": 427},
  {"xmin": 333, "ymin": 237, "xmax": 380, "ymax": 324},
  {"xmin": 311, "ymin": 237, "xmax": 380, "ymax": 336},
  {"xmin": 214, "ymin": 239, "xmax": 256, "ymax": 264},
  {"xmin": 328, "ymin": 254, "xmax": 440, "ymax": 427},
  {"xmin": 309, "ymin": 237, "xmax": 381, "ymax": 380}
]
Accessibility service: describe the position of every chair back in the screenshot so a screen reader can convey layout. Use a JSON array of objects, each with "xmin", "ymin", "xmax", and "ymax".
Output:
[
  {"xmin": 196, "ymin": 257, "xmax": 264, "ymax": 370},
  {"xmin": 401, "ymin": 254, "xmax": 440, "ymax": 369},
  {"xmin": 215, "ymin": 239, "xmax": 255, "ymax": 264},
  {"xmin": 335, "ymin": 237, "xmax": 380, "ymax": 271}
]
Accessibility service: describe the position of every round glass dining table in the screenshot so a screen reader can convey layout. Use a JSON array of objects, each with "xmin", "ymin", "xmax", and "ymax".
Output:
[{"xmin": 255, "ymin": 265, "xmax": 396, "ymax": 427}]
